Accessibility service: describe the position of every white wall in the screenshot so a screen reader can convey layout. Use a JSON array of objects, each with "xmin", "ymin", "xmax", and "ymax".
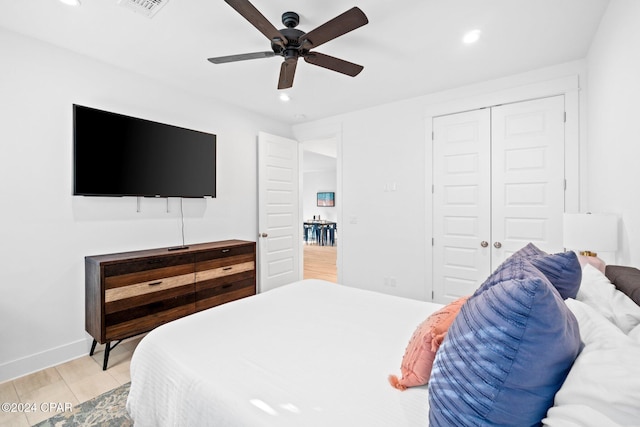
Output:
[
  {"xmin": 0, "ymin": 28, "xmax": 291, "ymax": 382},
  {"xmin": 303, "ymin": 170, "xmax": 337, "ymax": 222},
  {"xmin": 587, "ymin": 0, "xmax": 640, "ymax": 266},
  {"xmin": 302, "ymin": 148, "xmax": 337, "ymax": 222},
  {"xmin": 294, "ymin": 61, "xmax": 587, "ymax": 303}
]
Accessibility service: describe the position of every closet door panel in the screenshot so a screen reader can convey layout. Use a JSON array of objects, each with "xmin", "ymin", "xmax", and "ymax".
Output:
[
  {"xmin": 432, "ymin": 109, "xmax": 491, "ymax": 303},
  {"xmin": 491, "ymin": 96, "xmax": 565, "ymax": 268}
]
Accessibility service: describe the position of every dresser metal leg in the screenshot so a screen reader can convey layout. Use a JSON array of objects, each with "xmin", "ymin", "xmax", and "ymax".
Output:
[
  {"xmin": 103, "ymin": 341, "xmax": 111, "ymax": 370},
  {"xmin": 102, "ymin": 340, "xmax": 123, "ymax": 370}
]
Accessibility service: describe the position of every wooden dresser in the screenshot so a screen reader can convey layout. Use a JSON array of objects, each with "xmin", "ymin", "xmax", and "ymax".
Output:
[{"xmin": 85, "ymin": 240, "xmax": 256, "ymax": 369}]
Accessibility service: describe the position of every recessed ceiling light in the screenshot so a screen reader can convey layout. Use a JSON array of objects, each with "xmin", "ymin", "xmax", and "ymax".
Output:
[
  {"xmin": 279, "ymin": 93, "xmax": 290, "ymax": 102},
  {"xmin": 463, "ymin": 29, "xmax": 481, "ymax": 44},
  {"xmin": 59, "ymin": 0, "xmax": 81, "ymax": 6}
]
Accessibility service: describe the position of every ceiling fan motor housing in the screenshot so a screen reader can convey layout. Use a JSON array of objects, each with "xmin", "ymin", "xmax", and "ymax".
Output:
[
  {"xmin": 281, "ymin": 11, "xmax": 299, "ymax": 28},
  {"xmin": 271, "ymin": 27, "xmax": 306, "ymax": 58}
]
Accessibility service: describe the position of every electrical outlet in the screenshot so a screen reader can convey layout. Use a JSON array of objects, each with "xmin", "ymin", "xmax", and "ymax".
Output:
[
  {"xmin": 384, "ymin": 277, "xmax": 397, "ymax": 287},
  {"xmin": 383, "ymin": 182, "xmax": 397, "ymax": 192}
]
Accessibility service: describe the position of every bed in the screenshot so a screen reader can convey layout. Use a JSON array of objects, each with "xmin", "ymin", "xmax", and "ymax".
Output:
[
  {"xmin": 126, "ymin": 279, "xmax": 440, "ymax": 426},
  {"xmin": 126, "ymin": 247, "xmax": 640, "ymax": 427}
]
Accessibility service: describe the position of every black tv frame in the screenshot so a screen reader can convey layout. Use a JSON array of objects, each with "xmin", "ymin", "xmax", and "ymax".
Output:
[{"xmin": 73, "ymin": 104, "xmax": 216, "ymax": 198}]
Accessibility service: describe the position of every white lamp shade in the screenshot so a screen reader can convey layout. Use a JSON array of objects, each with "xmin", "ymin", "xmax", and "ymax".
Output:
[{"xmin": 563, "ymin": 213, "xmax": 618, "ymax": 252}]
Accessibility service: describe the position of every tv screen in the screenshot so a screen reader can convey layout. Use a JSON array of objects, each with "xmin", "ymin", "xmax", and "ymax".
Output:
[{"xmin": 73, "ymin": 104, "xmax": 216, "ymax": 198}]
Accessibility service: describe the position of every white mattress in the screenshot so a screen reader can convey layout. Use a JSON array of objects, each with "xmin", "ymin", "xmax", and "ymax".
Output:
[{"xmin": 126, "ymin": 279, "xmax": 442, "ymax": 426}]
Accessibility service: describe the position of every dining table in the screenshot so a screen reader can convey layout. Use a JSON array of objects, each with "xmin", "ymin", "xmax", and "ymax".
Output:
[{"xmin": 303, "ymin": 220, "xmax": 337, "ymax": 246}]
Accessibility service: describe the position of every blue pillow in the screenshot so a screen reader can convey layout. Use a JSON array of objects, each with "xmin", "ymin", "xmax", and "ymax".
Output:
[
  {"xmin": 476, "ymin": 243, "xmax": 582, "ymax": 300},
  {"xmin": 513, "ymin": 242, "xmax": 547, "ymax": 258},
  {"xmin": 428, "ymin": 258, "xmax": 581, "ymax": 427},
  {"xmin": 473, "ymin": 253, "xmax": 524, "ymax": 296},
  {"xmin": 529, "ymin": 251, "xmax": 582, "ymax": 299}
]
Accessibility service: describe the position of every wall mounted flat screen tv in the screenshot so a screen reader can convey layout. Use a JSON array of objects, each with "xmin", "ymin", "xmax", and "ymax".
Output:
[{"xmin": 73, "ymin": 104, "xmax": 216, "ymax": 198}]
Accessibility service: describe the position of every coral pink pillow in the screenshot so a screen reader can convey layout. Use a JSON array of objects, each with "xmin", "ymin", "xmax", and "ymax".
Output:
[{"xmin": 389, "ymin": 296, "xmax": 468, "ymax": 391}]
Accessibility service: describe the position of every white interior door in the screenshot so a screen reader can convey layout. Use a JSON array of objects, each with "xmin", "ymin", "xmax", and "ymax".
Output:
[
  {"xmin": 491, "ymin": 96, "xmax": 566, "ymax": 268},
  {"xmin": 257, "ymin": 132, "xmax": 301, "ymax": 293},
  {"xmin": 432, "ymin": 109, "xmax": 492, "ymax": 303}
]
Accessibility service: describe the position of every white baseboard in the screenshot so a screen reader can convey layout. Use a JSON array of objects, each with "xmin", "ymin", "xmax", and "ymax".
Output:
[{"xmin": 0, "ymin": 338, "xmax": 93, "ymax": 383}]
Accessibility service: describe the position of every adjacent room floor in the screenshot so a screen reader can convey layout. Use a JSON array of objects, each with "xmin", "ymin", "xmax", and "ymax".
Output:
[{"xmin": 303, "ymin": 243, "xmax": 337, "ymax": 283}]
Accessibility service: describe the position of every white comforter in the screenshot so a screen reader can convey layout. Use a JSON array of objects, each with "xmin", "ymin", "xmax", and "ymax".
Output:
[{"xmin": 126, "ymin": 280, "xmax": 442, "ymax": 427}]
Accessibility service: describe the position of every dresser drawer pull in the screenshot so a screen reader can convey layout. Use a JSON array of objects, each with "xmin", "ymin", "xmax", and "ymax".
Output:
[
  {"xmin": 148, "ymin": 281, "xmax": 163, "ymax": 286},
  {"xmin": 222, "ymin": 267, "xmax": 233, "ymax": 271},
  {"xmin": 221, "ymin": 249, "xmax": 231, "ymax": 253},
  {"xmin": 222, "ymin": 284, "xmax": 233, "ymax": 289}
]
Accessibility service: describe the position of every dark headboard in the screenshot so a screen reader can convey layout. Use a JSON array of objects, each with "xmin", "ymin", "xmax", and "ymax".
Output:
[{"xmin": 605, "ymin": 265, "xmax": 640, "ymax": 306}]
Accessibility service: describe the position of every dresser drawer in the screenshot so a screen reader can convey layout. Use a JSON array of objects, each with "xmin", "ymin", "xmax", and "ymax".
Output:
[
  {"xmin": 196, "ymin": 244, "xmax": 254, "ymax": 267},
  {"xmin": 195, "ymin": 259, "xmax": 255, "ymax": 282},
  {"xmin": 105, "ymin": 273, "xmax": 195, "ymax": 314},
  {"xmin": 104, "ymin": 253, "xmax": 194, "ymax": 290},
  {"xmin": 195, "ymin": 276, "xmax": 255, "ymax": 311},
  {"xmin": 105, "ymin": 293, "xmax": 196, "ymax": 341}
]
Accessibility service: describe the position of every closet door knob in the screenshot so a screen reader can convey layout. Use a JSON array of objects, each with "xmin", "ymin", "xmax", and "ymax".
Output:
[
  {"xmin": 480, "ymin": 241, "xmax": 489, "ymax": 248},
  {"xmin": 494, "ymin": 242, "xmax": 502, "ymax": 249}
]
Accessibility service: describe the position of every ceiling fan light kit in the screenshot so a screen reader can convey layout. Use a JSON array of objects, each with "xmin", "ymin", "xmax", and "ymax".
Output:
[
  {"xmin": 208, "ymin": 0, "xmax": 368, "ymax": 89},
  {"xmin": 463, "ymin": 29, "xmax": 482, "ymax": 44}
]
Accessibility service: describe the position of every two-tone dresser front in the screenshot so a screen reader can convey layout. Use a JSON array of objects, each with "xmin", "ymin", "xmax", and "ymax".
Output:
[{"xmin": 85, "ymin": 240, "xmax": 256, "ymax": 369}]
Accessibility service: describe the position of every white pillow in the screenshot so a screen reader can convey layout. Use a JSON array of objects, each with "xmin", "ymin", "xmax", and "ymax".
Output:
[
  {"xmin": 544, "ymin": 405, "xmax": 623, "ymax": 427},
  {"xmin": 576, "ymin": 264, "xmax": 640, "ymax": 334},
  {"xmin": 543, "ymin": 299, "xmax": 640, "ymax": 427},
  {"xmin": 629, "ymin": 324, "xmax": 640, "ymax": 343}
]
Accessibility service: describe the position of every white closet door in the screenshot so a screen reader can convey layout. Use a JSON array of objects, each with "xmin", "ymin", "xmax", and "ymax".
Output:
[
  {"xmin": 432, "ymin": 96, "xmax": 566, "ymax": 303},
  {"xmin": 432, "ymin": 109, "xmax": 492, "ymax": 303},
  {"xmin": 491, "ymin": 96, "xmax": 565, "ymax": 269}
]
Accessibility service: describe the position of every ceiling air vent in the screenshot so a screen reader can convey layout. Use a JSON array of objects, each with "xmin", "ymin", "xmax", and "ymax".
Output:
[{"xmin": 117, "ymin": 0, "xmax": 169, "ymax": 18}]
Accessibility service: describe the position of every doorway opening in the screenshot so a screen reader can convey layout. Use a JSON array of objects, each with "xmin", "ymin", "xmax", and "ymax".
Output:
[{"xmin": 302, "ymin": 138, "xmax": 338, "ymax": 283}]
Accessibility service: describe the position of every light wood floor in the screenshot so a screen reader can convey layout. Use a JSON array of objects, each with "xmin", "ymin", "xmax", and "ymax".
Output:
[
  {"xmin": 0, "ymin": 244, "xmax": 337, "ymax": 426},
  {"xmin": 303, "ymin": 243, "xmax": 337, "ymax": 283},
  {"xmin": 0, "ymin": 336, "xmax": 143, "ymax": 426}
]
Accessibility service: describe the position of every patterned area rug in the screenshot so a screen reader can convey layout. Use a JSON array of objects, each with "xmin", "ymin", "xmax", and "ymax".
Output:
[{"xmin": 34, "ymin": 382, "xmax": 132, "ymax": 427}]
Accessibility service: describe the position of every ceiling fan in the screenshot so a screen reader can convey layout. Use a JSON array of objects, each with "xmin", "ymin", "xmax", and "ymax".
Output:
[{"xmin": 207, "ymin": 0, "xmax": 369, "ymax": 90}]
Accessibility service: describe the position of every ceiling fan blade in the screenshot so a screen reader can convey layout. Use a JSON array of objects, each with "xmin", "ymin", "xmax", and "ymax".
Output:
[
  {"xmin": 299, "ymin": 7, "xmax": 368, "ymax": 49},
  {"xmin": 304, "ymin": 52, "xmax": 364, "ymax": 77},
  {"xmin": 278, "ymin": 60, "xmax": 297, "ymax": 90},
  {"xmin": 208, "ymin": 51, "xmax": 275, "ymax": 64},
  {"xmin": 224, "ymin": 0, "xmax": 287, "ymax": 46}
]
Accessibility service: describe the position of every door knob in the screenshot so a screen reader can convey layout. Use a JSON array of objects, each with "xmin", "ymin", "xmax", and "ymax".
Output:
[
  {"xmin": 494, "ymin": 242, "xmax": 502, "ymax": 249},
  {"xmin": 480, "ymin": 241, "xmax": 488, "ymax": 248},
  {"xmin": 260, "ymin": 233, "xmax": 268, "ymax": 238}
]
